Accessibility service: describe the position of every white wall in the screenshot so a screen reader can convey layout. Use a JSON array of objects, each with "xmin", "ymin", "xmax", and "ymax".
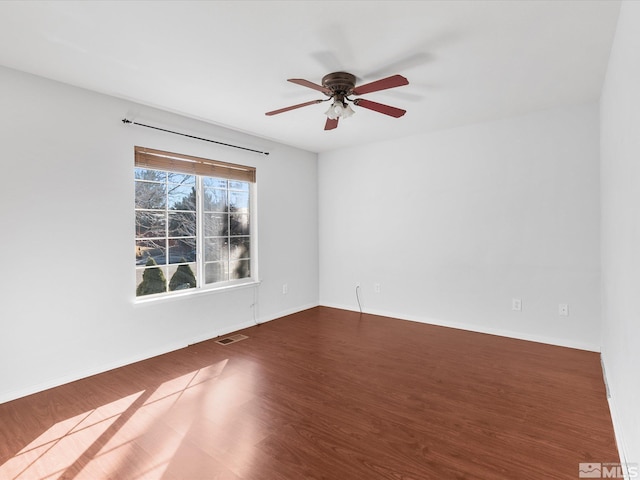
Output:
[
  {"xmin": 319, "ymin": 103, "xmax": 601, "ymax": 351},
  {"xmin": 600, "ymin": 0, "xmax": 640, "ymax": 466},
  {"xmin": 0, "ymin": 66, "xmax": 319, "ymax": 403}
]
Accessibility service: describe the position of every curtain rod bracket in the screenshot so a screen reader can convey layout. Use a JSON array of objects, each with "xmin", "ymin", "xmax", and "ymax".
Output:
[{"xmin": 121, "ymin": 118, "xmax": 269, "ymax": 156}]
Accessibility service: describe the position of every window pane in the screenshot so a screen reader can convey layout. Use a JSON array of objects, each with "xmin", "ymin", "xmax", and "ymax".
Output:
[
  {"xmin": 230, "ymin": 213, "xmax": 249, "ymax": 235},
  {"xmin": 167, "ymin": 173, "xmax": 195, "ymax": 186},
  {"xmin": 168, "ymin": 263, "xmax": 197, "ymax": 291},
  {"xmin": 230, "ymin": 259, "xmax": 250, "ymax": 280},
  {"xmin": 203, "ymin": 177, "xmax": 227, "ymax": 188},
  {"xmin": 134, "ymin": 160, "xmax": 253, "ymax": 297},
  {"xmin": 135, "ymin": 267, "xmax": 145, "ymax": 289},
  {"xmin": 136, "ymin": 239, "xmax": 166, "ymax": 266},
  {"xmin": 135, "ymin": 168, "xmax": 166, "ymax": 182},
  {"xmin": 169, "ymin": 238, "xmax": 196, "ymax": 263},
  {"xmin": 205, "ymin": 262, "xmax": 227, "ymax": 284},
  {"xmin": 230, "ymin": 237, "xmax": 250, "ymax": 260},
  {"xmin": 168, "ymin": 212, "xmax": 196, "ymax": 237},
  {"xmin": 204, "ymin": 213, "xmax": 228, "ymax": 236},
  {"xmin": 136, "ymin": 211, "xmax": 166, "ymax": 238},
  {"xmin": 203, "ymin": 188, "xmax": 227, "ymax": 212},
  {"xmin": 168, "ymin": 185, "xmax": 196, "ymax": 211},
  {"xmin": 229, "ymin": 180, "xmax": 249, "ymax": 192},
  {"xmin": 204, "ymin": 238, "xmax": 228, "ymax": 262},
  {"xmin": 135, "ymin": 181, "xmax": 166, "ymax": 209},
  {"xmin": 229, "ymin": 191, "xmax": 249, "ymax": 211},
  {"xmin": 136, "ymin": 264, "xmax": 168, "ymax": 296}
]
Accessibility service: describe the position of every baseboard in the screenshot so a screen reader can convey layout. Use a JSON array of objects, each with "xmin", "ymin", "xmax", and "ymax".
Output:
[
  {"xmin": 3, "ymin": 301, "xmax": 594, "ymax": 405},
  {"xmin": 601, "ymin": 354, "xmax": 631, "ymax": 472},
  {"xmin": 186, "ymin": 303, "xmax": 318, "ymax": 345},
  {"xmin": 187, "ymin": 320, "xmax": 259, "ymax": 346},
  {"xmin": 608, "ymin": 393, "xmax": 630, "ymax": 471},
  {"xmin": 320, "ymin": 303, "xmax": 600, "ymax": 352},
  {"xmin": 256, "ymin": 302, "xmax": 319, "ymax": 324},
  {"xmin": 0, "ymin": 339, "xmax": 190, "ymax": 405},
  {"xmin": 0, "ymin": 302, "xmax": 319, "ymax": 405}
]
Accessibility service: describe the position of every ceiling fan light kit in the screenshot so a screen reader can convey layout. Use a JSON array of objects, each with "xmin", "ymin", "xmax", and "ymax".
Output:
[
  {"xmin": 324, "ymin": 100, "xmax": 355, "ymax": 120},
  {"xmin": 266, "ymin": 71, "xmax": 409, "ymax": 130}
]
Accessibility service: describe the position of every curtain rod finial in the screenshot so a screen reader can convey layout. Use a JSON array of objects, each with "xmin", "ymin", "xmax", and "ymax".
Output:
[{"xmin": 122, "ymin": 118, "xmax": 132, "ymax": 124}]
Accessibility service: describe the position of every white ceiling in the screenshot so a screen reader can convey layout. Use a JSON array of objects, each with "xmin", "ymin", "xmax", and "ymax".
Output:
[{"xmin": 0, "ymin": 1, "xmax": 621, "ymax": 153}]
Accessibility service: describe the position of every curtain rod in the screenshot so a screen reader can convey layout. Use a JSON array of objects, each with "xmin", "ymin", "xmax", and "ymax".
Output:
[{"xmin": 121, "ymin": 118, "xmax": 269, "ymax": 156}]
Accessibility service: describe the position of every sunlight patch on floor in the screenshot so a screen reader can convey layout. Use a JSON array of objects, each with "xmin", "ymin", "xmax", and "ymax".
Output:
[
  {"xmin": 0, "ymin": 359, "xmax": 234, "ymax": 480},
  {"xmin": 2, "ymin": 392, "xmax": 143, "ymax": 480}
]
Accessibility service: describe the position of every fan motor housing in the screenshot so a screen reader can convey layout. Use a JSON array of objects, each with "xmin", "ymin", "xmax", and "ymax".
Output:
[{"xmin": 322, "ymin": 72, "xmax": 356, "ymax": 96}]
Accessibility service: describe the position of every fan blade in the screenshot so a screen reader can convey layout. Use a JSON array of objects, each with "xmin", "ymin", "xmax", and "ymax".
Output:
[
  {"xmin": 351, "ymin": 74, "xmax": 409, "ymax": 95},
  {"xmin": 324, "ymin": 117, "xmax": 339, "ymax": 130},
  {"xmin": 265, "ymin": 99, "xmax": 324, "ymax": 116},
  {"xmin": 288, "ymin": 78, "xmax": 332, "ymax": 95},
  {"xmin": 353, "ymin": 98, "xmax": 406, "ymax": 118}
]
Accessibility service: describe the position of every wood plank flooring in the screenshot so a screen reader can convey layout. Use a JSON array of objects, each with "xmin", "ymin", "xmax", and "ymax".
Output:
[{"xmin": 0, "ymin": 307, "xmax": 619, "ymax": 479}]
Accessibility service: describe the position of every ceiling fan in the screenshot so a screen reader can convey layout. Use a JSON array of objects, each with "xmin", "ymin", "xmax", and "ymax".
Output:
[{"xmin": 265, "ymin": 72, "xmax": 409, "ymax": 130}]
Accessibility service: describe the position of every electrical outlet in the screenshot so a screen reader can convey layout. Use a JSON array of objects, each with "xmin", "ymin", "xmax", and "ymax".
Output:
[
  {"xmin": 374, "ymin": 283, "xmax": 381, "ymax": 293},
  {"xmin": 559, "ymin": 304, "xmax": 569, "ymax": 316},
  {"xmin": 282, "ymin": 283, "xmax": 288, "ymax": 294},
  {"xmin": 512, "ymin": 298, "xmax": 522, "ymax": 311}
]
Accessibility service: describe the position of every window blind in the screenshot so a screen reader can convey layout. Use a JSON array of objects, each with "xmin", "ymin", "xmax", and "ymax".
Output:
[{"xmin": 134, "ymin": 146, "xmax": 256, "ymax": 183}]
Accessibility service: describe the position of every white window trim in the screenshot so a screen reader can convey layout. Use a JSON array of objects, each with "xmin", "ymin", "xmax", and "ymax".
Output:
[{"xmin": 134, "ymin": 279, "xmax": 262, "ymax": 305}]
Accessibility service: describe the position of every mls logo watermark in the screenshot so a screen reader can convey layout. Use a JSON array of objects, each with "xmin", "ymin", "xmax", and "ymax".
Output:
[
  {"xmin": 579, "ymin": 462, "xmax": 639, "ymax": 478},
  {"xmin": 580, "ymin": 464, "xmax": 603, "ymax": 478}
]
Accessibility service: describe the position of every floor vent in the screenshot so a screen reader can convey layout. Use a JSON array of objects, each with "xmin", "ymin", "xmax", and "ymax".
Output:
[{"xmin": 215, "ymin": 334, "xmax": 249, "ymax": 346}]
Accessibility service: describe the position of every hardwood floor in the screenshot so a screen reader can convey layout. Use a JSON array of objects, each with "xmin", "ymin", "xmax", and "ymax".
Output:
[{"xmin": 0, "ymin": 307, "xmax": 618, "ymax": 479}]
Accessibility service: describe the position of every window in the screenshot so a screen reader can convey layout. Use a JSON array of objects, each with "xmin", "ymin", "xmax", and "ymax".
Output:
[{"xmin": 134, "ymin": 146, "xmax": 256, "ymax": 298}]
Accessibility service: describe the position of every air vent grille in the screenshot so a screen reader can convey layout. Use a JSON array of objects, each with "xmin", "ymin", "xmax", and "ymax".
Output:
[{"xmin": 215, "ymin": 334, "xmax": 249, "ymax": 346}]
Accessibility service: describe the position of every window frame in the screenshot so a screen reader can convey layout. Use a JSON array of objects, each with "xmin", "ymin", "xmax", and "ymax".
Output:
[{"xmin": 134, "ymin": 146, "xmax": 257, "ymax": 301}]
